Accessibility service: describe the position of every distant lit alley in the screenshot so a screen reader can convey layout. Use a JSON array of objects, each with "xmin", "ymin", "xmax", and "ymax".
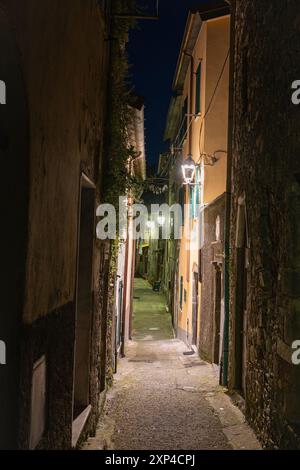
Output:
[{"xmin": 83, "ymin": 279, "xmax": 260, "ymax": 451}]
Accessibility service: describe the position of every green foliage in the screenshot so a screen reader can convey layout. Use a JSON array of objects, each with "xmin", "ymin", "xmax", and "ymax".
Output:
[
  {"xmin": 109, "ymin": 237, "xmax": 120, "ymax": 276},
  {"xmin": 103, "ymin": 1, "xmax": 142, "ymax": 210}
]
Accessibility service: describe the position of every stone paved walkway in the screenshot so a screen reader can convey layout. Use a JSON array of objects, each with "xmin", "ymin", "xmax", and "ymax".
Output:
[{"xmin": 83, "ymin": 278, "xmax": 261, "ymax": 450}]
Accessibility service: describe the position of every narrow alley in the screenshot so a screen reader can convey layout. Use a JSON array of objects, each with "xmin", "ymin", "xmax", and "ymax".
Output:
[
  {"xmin": 2, "ymin": 0, "xmax": 300, "ymax": 456},
  {"xmin": 83, "ymin": 279, "xmax": 260, "ymax": 451}
]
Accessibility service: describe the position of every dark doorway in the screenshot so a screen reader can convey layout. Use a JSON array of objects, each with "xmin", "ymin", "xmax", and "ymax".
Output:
[
  {"xmin": 192, "ymin": 271, "xmax": 199, "ymax": 346},
  {"xmin": 73, "ymin": 177, "xmax": 95, "ymax": 420},
  {"xmin": 0, "ymin": 8, "xmax": 29, "ymax": 449},
  {"xmin": 213, "ymin": 265, "xmax": 222, "ymax": 365},
  {"xmin": 156, "ymin": 249, "xmax": 162, "ymax": 282}
]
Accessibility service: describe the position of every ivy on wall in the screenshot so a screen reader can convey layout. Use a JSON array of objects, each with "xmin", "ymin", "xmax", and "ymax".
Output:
[
  {"xmin": 103, "ymin": 0, "xmax": 142, "ymax": 212},
  {"xmin": 103, "ymin": 0, "xmax": 141, "ymax": 385}
]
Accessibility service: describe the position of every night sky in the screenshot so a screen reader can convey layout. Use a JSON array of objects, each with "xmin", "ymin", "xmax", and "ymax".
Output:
[{"xmin": 127, "ymin": 0, "xmax": 211, "ymax": 170}]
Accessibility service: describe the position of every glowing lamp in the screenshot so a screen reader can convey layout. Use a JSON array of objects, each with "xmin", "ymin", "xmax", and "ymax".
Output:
[{"xmin": 181, "ymin": 155, "xmax": 196, "ymax": 185}]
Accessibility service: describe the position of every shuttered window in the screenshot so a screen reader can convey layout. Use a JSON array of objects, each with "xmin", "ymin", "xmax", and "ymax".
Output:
[{"xmin": 180, "ymin": 97, "xmax": 188, "ymax": 143}]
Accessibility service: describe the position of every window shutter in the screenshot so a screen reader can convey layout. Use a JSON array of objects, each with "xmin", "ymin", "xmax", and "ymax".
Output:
[{"xmin": 195, "ymin": 62, "xmax": 201, "ymax": 115}]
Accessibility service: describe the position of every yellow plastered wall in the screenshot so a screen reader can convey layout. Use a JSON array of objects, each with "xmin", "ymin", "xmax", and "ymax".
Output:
[
  {"xmin": 203, "ymin": 16, "xmax": 230, "ymax": 204},
  {"xmin": 177, "ymin": 15, "xmax": 230, "ymax": 346}
]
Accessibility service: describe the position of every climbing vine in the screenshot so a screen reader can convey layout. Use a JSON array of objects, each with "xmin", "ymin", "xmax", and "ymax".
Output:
[
  {"xmin": 103, "ymin": 0, "xmax": 140, "ymax": 384},
  {"xmin": 103, "ymin": 0, "xmax": 143, "ymax": 213}
]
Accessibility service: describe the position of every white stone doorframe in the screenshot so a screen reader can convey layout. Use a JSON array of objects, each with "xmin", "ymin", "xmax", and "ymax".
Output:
[{"xmin": 234, "ymin": 193, "xmax": 250, "ymax": 397}]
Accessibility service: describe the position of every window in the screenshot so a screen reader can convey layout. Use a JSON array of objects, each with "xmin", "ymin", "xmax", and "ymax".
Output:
[
  {"xmin": 180, "ymin": 97, "xmax": 188, "ymax": 143},
  {"xmin": 179, "ymin": 276, "xmax": 183, "ymax": 310},
  {"xmin": 195, "ymin": 62, "xmax": 202, "ymax": 115}
]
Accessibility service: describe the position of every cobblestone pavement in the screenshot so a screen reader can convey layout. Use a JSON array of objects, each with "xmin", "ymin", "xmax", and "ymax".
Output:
[{"xmin": 83, "ymin": 279, "xmax": 261, "ymax": 451}]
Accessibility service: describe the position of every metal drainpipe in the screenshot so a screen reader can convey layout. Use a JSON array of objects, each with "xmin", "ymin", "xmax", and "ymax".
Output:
[
  {"xmin": 120, "ymin": 219, "xmax": 130, "ymax": 358},
  {"xmin": 121, "ymin": 157, "xmax": 138, "ymax": 357},
  {"xmin": 183, "ymin": 51, "xmax": 194, "ymax": 286},
  {"xmin": 222, "ymin": 1, "xmax": 236, "ymax": 387},
  {"xmin": 129, "ymin": 238, "xmax": 136, "ymax": 340}
]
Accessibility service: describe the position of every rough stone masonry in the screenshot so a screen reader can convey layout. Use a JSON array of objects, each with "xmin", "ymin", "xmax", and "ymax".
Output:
[{"xmin": 229, "ymin": 0, "xmax": 300, "ymax": 449}]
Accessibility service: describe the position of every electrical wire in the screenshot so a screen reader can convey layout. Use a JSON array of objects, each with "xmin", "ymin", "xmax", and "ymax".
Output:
[
  {"xmin": 167, "ymin": 48, "xmax": 230, "ymax": 177},
  {"xmin": 172, "ymin": 48, "xmax": 229, "ymax": 168},
  {"xmin": 197, "ymin": 49, "xmax": 230, "ymax": 163}
]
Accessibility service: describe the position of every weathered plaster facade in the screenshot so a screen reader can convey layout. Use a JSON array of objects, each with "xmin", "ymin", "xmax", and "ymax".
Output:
[
  {"xmin": 163, "ymin": 3, "xmax": 230, "ymax": 350},
  {"xmin": 0, "ymin": 0, "xmax": 112, "ymax": 449}
]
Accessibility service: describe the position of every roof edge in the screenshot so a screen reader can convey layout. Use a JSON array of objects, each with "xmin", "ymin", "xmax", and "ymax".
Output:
[{"xmin": 172, "ymin": 1, "xmax": 231, "ymax": 93}]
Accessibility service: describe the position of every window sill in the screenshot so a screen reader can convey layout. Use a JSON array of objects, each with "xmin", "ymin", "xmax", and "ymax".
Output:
[{"xmin": 72, "ymin": 404, "xmax": 92, "ymax": 448}]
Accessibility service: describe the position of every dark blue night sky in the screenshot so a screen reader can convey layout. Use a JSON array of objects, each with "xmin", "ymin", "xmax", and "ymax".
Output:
[{"xmin": 127, "ymin": 0, "xmax": 212, "ymax": 170}]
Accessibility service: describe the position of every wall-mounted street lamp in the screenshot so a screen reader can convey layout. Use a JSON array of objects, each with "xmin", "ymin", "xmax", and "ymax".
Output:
[{"xmin": 181, "ymin": 155, "xmax": 196, "ymax": 185}]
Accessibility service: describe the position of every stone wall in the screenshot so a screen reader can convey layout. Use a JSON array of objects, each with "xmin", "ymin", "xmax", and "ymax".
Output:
[
  {"xmin": 229, "ymin": 0, "xmax": 300, "ymax": 449},
  {"xmin": 18, "ymin": 303, "xmax": 75, "ymax": 449}
]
